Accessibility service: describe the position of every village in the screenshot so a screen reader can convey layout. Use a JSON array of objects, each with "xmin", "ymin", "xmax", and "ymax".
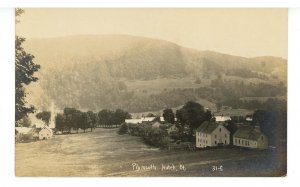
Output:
[
  {"xmin": 122, "ymin": 112, "xmax": 268, "ymax": 151},
  {"xmin": 15, "ymin": 100, "xmax": 286, "ymax": 177},
  {"xmin": 15, "ymin": 100, "xmax": 270, "ymax": 152}
]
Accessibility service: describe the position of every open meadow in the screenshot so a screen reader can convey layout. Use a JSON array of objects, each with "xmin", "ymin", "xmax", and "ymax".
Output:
[{"xmin": 15, "ymin": 128, "xmax": 286, "ymax": 177}]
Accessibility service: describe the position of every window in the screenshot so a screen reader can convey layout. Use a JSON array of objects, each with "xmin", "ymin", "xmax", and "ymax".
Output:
[
  {"xmin": 206, "ymin": 140, "xmax": 208, "ymax": 143},
  {"xmin": 225, "ymin": 140, "xmax": 227, "ymax": 144},
  {"xmin": 225, "ymin": 134, "xmax": 227, "ymax": 138},
  {"xmin": 215, "ymin": 141, "xmax": 217, "ymax": 145},
  {"xmin": 239, "ymin": 139, "xmax": 240, "ymax": 144},
  {"xmin": 242, "ymin": 140, "xmax": 244, "ymax": 145}
]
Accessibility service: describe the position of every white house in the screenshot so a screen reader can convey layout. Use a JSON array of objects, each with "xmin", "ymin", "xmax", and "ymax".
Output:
[
  {"xmin": 214, "ymin": 115, "xmax": 231, "ymax": 124},
  {"xmin": 38, "ymin": 125, "xmax": 53, "ymax": 140},
  {"xmin": 125, "ymin": 118, "xmax": 143, "ymax": 124},
  {"xmin": 233, "ymin": 125, "xmax": 268, "ymax": 149},
  {"xmin": 196, "ymin": 121, "xmax": 230, "ymax": 148}
]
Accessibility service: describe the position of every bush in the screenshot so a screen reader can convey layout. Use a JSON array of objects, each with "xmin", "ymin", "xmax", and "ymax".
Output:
[{"xmin": 118, "ymin": 123, "xmax": 128, "ymax": 135}]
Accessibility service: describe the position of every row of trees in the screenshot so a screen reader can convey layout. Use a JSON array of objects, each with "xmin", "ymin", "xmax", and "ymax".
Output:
[
  {"xmin": 97, "ymin": 109, "xmax": 131, "ymax": 127},
  {"xmin": 55, "ymin": 108, "xmax": 94, "ymax": 133},
  {"xmin": 55, "ymin": 108, "xmax": 131, "ymax": 133}
]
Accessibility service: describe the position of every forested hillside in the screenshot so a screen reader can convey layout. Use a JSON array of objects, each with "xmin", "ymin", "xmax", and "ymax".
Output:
[{"xmin": 23, "ymin": 34, "xmax": 287, "ymax": 112}]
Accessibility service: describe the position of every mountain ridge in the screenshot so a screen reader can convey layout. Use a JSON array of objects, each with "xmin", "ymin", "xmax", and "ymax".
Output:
[{"xmin": 23, "ymin": 34, "xmax": 287, "ymax": 112}]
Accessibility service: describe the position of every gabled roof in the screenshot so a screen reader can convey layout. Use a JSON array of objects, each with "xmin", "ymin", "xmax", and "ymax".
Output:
[
  {"xmin": 233, "ymin": 125, "xmax": 265, "ymax": 141},
  {"xmin": 41, "ymin": 125, "xmax": 53, "ymax": 132},
  {"xmin": 196, "ymin": 121, "xmax": 219, "ymax": 134},
  {"xmin": 215, "ymin": 116, "xmax": 231, "ymax": 122}
]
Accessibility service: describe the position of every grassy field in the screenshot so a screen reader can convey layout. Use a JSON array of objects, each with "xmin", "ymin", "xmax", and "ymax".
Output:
[{"xmin": 15, "ymin": 128, "xmax": 286, "ymax": 177}]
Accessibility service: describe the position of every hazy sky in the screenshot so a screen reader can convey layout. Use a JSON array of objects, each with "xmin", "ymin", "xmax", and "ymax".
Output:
[{"xmin": 16, "ymin": 8, "xmax": 288, "ymax": 58}]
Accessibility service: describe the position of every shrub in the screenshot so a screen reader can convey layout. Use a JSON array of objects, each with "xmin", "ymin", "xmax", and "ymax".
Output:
[{"xmin": 118, "ymin": 123, "xmax": 128, "ymax": 135}]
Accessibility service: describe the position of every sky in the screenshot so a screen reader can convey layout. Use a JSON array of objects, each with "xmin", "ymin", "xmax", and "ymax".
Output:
[{"xmin": 16, "ymin": 8, "xmax": 287, "ymax": 58}]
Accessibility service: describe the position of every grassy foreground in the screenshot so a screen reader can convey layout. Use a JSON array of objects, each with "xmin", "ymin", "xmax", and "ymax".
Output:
[{"xmin": 15, "ymin": 128, "xmax": 286, "ymax": 177}]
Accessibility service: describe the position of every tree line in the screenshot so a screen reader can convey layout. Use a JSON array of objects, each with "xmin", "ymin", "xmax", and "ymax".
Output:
[{"xmin": 55, "ymin": 108, "xmax": 131, "ymax": 133}]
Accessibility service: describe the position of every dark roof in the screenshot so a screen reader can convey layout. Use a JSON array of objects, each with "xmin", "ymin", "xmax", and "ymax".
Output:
[
  {"xmin": 196, "ymin": 121, "xmax": 219, "ymax": 134},
  {"xmin": 233, "ymin": 126, "xmax": 264, "ymax": 140}
]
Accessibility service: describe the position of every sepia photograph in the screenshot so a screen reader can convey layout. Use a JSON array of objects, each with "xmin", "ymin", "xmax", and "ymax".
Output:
[{"xmin": 15, "ymin": 8, "xmax": 287, "ymax": 177}]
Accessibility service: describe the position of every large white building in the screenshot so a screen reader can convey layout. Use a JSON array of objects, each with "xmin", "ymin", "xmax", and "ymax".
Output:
[
  {"xmin": 214, "ymin": 115, "xmax": 231, "ymax": 125},
  {"xmin": 233, "ymin": 125, "xmax": 268, "ymax": 149},
  {"xmin": 196, "ymin": 121, "xmax": 230, "ymax": 148},
  {"xmin": 125, "ymin": 118, "xmax": 143, "ymax": 124},
  {"xmin": 125, "ymin": 117, "xmax": 156, "ymax": 125}
]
